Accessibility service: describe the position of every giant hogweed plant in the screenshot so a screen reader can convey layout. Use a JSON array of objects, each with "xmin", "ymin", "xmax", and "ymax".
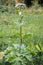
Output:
[
  {"xmin": 4, "ymin": 4, "xmax": 33, "ymax": 65},
  {"xmin": 3, "ymin": 3, "xmax": 43, "ymax": 65}
]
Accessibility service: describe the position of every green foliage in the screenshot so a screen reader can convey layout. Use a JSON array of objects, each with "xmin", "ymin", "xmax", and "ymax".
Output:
[
  {"xmin": 4, "ymin": 43, "xmax": 43, "ymax": 65},
  {"xmin": 0, "ymin": 3, "xmax": 43, "ymax": 65},
  {"xmin": 0, "ymin": 9, "xmax": 43, "ymax": 50},
  {"xmin": 0, "ymin": 5, "xmax": 15, "ymax": 13},
  {"xmin": 4, "ymin": 44, "xmax": 32, "ymax": 65},
  {"xmin": 33, "ymin": 52, "xmax": 43, "ymax": 65}
]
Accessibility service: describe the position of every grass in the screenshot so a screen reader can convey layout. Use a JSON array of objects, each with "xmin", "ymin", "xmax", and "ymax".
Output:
[{"xmin": 0, "ymin": 8, "xmax": 43, "ymax": 50}]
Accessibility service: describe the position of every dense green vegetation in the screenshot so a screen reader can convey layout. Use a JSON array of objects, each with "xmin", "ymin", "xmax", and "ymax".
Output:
[
  {"xmin": 0, "ymin": 9, "xmax": 43, "ymax": 49},
  {"xmin": 0, "ymin": 0, "xmax": 43, "ymax": 65}
]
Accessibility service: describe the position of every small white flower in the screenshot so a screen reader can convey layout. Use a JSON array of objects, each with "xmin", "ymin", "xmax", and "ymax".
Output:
[{"xmin": 19, "ymin": 12, "xmax": 22, "ymax": 15}]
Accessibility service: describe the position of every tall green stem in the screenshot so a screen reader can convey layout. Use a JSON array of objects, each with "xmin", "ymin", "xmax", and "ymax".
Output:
[{"xmin": 20, "ymin": 15, "xmax": 23, "ymax": 44}]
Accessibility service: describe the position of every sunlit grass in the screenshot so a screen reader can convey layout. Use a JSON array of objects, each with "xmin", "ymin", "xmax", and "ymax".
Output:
[{"xmin": 0, "ymin": 11, "xmax": 43, "ymax": 47}]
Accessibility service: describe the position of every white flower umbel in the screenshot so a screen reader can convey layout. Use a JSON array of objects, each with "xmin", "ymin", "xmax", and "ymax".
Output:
[{"xmin": 15, "ymin": 3, "xmax": 25, "ymax": 8}]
